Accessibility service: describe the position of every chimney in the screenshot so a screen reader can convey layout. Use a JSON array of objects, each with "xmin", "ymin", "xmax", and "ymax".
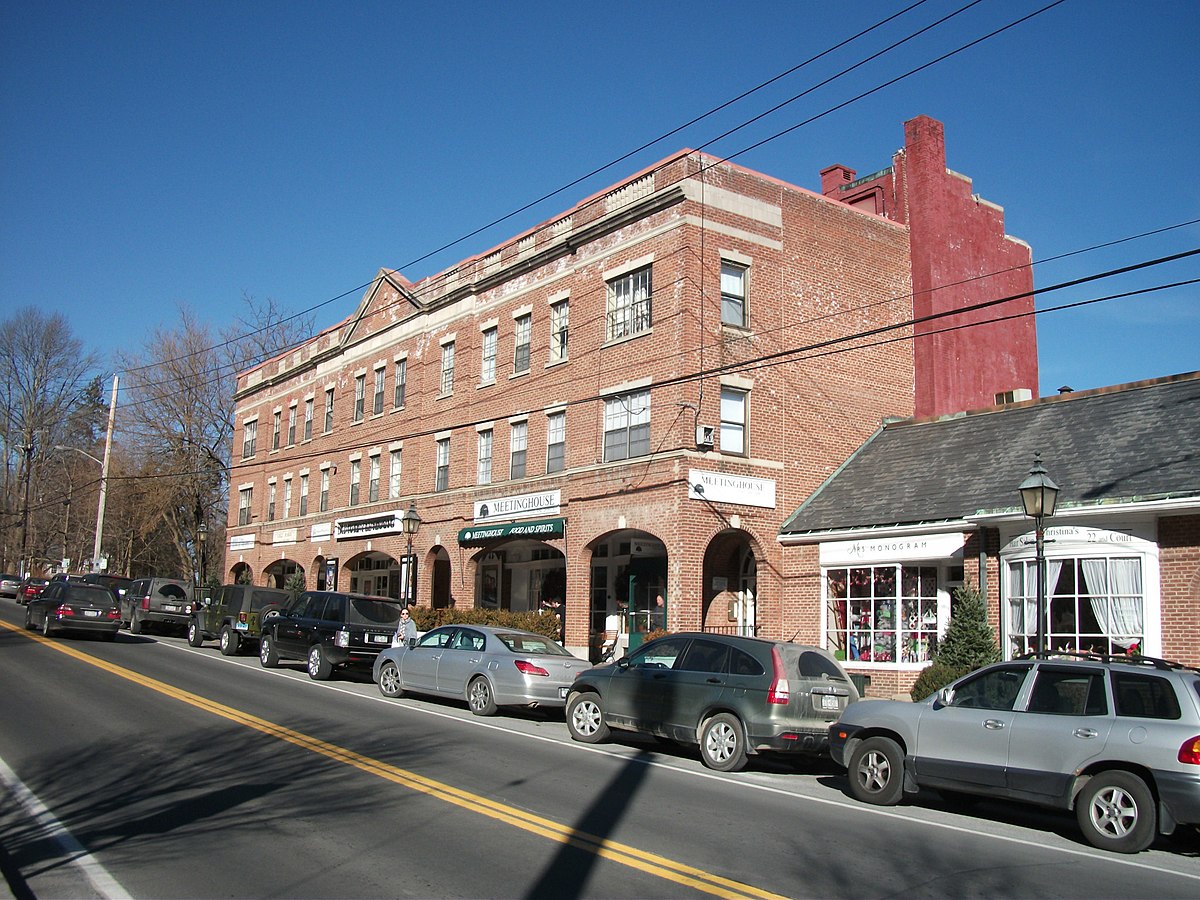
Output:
[{"xmin": 820, "ymin": 164, "xmax": 856, "ymax": 198}]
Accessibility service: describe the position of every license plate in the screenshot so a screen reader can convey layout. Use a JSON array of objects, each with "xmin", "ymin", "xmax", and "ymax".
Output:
[
  {"xmin": 371, "ymin": 634, "xmax": 390, "ymax": 644},
  {"xmin": 83, "ymin": 610, "xmax": 100, "ymax": 618},
  {"xmin": 234, "ymin": 622, "xmax": 249, "ymax": 631},
  {"xmin": 820, "ymin": 695, "xmax": 840, "ymax": 711},
  {"xmin": 559, "ymin": 686, "xmax": 569, "ymax": 699},
  {"xmin": 162, "ymin": 604, "xmax": 178, "ymax": 612}
]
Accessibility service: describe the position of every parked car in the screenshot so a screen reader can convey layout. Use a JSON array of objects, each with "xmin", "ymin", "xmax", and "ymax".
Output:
[
  {"xmin": 0, "ymin": 574, "xmax": 22, "ymax": 598},
  {"xmin": 188, "ymin": 584, "xmax": 294, "ymax": 655},
  {"xmin": 829, "ymin": 653, "xmax": 1200, "ymax": 853},
  {"xmin": 122, "ymin": 577, "xmax": 193, "ymax": 634},
  {"xmin": 565, "ymin": 632, "xmax": 859, "ymax": 772},
  {"xmin": 373, "ymin": 625, "xmax": 591, "ymax": 716},
  {"xmin": 258, "ymin": 591, "xmax": 401, "ymax": 680},
  {"xmin": 24, "ymin": 581, "xmax": 121, "ymax": 640},
  {"xmin": 17, "ymin": 577, "xmax": 49, "ymax": 604},
  {"xmin": 81, "ymin": 573, "xmax": 133, "ymax": 603}
]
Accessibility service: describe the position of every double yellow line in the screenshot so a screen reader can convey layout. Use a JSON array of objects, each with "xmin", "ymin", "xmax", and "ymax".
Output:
[{"xmin": 5, "ymin": 621, "xmax": 789, "ymax": 899}]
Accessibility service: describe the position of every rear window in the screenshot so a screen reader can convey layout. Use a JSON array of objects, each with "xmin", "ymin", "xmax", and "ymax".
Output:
[
  {"xmin": 496, "ymin": 633, "xmax": 571, "ymax": 656},
  {"xmin": 347, "ymin": 598, "xmax": 401, "ymax": 626},
  {"xmin": 65, "ymin": 585, "xmax": 118, "ymax": 606},
  {"xmin": 797, "ymin": 650, "xmax": 847, "ymax": 680},
  {"xmin": 249, "ymin": 590, "xmax": 289, "ymax": 611},
  {"xmin": 1112, "ymin": 672, "xmax": 1182, "ymax": 720}
]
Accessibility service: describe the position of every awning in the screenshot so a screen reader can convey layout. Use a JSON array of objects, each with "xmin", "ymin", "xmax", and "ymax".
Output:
[{"xmin": 458, "ymin": 517, "xmax": 565, "ymax": 546}]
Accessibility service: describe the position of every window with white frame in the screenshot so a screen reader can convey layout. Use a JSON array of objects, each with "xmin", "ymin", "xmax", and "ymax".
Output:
[
  {"xmin": 350, "ymin": 459, "xmax": 361, "ymax": 505},
  {"xmin": 440, "ymin": 342, "xmax": 455, "ymax": 395},
  {"xmin": 238, "ymin": 487, "xmax": 253, "ymax": 526},
  {"xmin": 435, "ymin": 438, "xmax": 450, "ymax": 492},
  {"xmin": 304, "ymin": 398, "xmax": 313, "ymax": 441},
  {"xmin": 510, "ymin": 421, "xmax": 527, "ymax": 479},
  {"xmin": 826, "ymin": 565, "xmax": 940, "ymax": 664},
  {"xmin": 272, "ymin": 411, "xmax": 281, "ymax": 450},
  {"xmin": 394, "ymin": 359, "xmax": 407, "ymax": 408},
  {"xmin": 287, "ymin": 405, "xmax": 296, "ymax": 445},
  {"xmin": 320, "ymin": 469, "xmax": 330, "ymax": 512},
  {"xmin": 477, "ymin": 429, "xmax": 493, "ymax": 484},
  {"xmin": 606, "ymin": 266, "xmax": 652, "ymax": 341},
  {"xmin": 513, "ymin": 314, "xmax": 531, "ymax": 374},
  {"xmin": 373, "ymin": 368, "xmax": 385, "ymax": 415},
  {"xmin": 283, "ymin": 477, "xmax": 292, "ymax": 519},
  {"xmin": 242, "ymin": 420, "xmax": 257, "ymax": 459},
  {"xmin": 720, "ymin": 261, "xmax": 748, "ymax": 328},
  {"xmin": 720, "ymin": 388, "xmax": 747, "ymax": 455},
  {"xmin": 267, "ymin": 482, "xmax": 276, "ymax": 522},
  {"xmin": 368, "ymin": 455, "xmax": 380, "ymax": 502},
  {"xmin": 549, "ymin": 299, "xmax": 569, "ymax": 362},
  {"xmin": 389, "ymin": 449, "xmax": 402, "ymax": 499},
  {"xmin": 299, "ymin": 473, "xmax": 309, "ymax": 516},
  {"xmin": 354, "ymin": 375, "xmax": 365, "ymax": 422},
  {"xmin": 546, "ymin": 411, "xmax": 566, "ymax": 473},
  {"xmin": 324, "ymin": 388, "xmax": 334, "ymax": 433},
  {"xmin": 481, "ymin": 327, "xmax": 497, "ymax": 383},
  {"xmin": 603, "ymin": 390, "xmax": 649, "ymax": 462}
]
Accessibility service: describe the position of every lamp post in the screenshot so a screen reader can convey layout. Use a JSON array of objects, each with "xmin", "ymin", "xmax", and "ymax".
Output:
[
  {"xmin": 400, "ymin": 503, "xmax": 421, "ymax": 605},
  {"xmin": 1018, "ymin": 453, "xmax": 1060, "ymax": 654},
  {"xmin": 197, "ymin": 521, "xmax": 208, "ymax": 595}
]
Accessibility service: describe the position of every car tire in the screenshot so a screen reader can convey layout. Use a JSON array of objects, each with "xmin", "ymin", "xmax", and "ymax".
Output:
[
  {"xmin": 187, "ymin": 620, "xmax": 205, "ymax": 647},
  {"xmin": 566, "ymin": 692, "xmax": 610, "ymax": 743},
  {"xmin": 130, "ymin": 611, "xmax": 144, "ymax": 635},
  {"xmin": 307, "ymin": 644, "xmax": 333, "ymax": 680},
  {"xmin": 219, "ymin": 626, "xmax": 240, "ymax": 656},
  {"xmin": 41, "ymin": 616, "xmax": 54, "ymax": 638},
  {"xmin": 847, "ymin": 736, "xmax": 905, "ymax": 806},
  {"xmin": 700, "ymin": 713, "xmax": 748, "ymax": 773},
  {"xmin": 378, "ymin": 661, "xmax": 405, "ymax": 698},
  {"xmin": 259, "ymin": 633, "xmax": 279, "ymax": 668},
  {"xmin": 468, "ymin": 677, "xmax": 498, "ymax": 716},
  {"xmin": 24, "ymin": 608, "xmax": 33, "ymax": 630},
  {"xmin": 1076, "ymin": 770, "xmax": 1157, "ymax": 853}
]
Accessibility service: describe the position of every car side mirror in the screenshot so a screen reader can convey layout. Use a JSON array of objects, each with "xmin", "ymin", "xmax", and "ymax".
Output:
[
  {"xmin": 616, "ymin": 656, "xmax": 631, "ymax": 669},
  {"xmin": 408, "ymin": 637, "xmax": 418, "ymax": 649},
  {"xmin": 936, "ymin": 686, "xmax": 955, "ymax": 707}
]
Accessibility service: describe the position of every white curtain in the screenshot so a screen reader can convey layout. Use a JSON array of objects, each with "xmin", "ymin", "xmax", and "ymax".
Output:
[
  {"xmin": 1085, "ymin": 557, "xmax": 1143, "ymax": 646},
  {"xmin": 1010, "ymin": 559, "xmax": 1061, "ymax": 636}
]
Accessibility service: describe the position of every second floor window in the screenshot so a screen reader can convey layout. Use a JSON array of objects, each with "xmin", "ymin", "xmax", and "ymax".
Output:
[
  {"xmin": 513, "ymin": 314, "xmax": 531, "ymax": 374},
  {"xmin": 721, "ymin": 262, "xmax": 748, "ymax": 328},
  {"xmin": 435, "ymin": 438, "xmax": 450, "ymax": 492},
  {"xmin": 324, "ymin": 388, "xmax": 334, "ymax": 433},
  {"xmin": 547, "ymin": 411, "xmax": 565, "ymax": 473},
  {"xmin": 720, "ymin": 388, "xmax": 747, "ymax": 455},
  {"xmin": 606, "ymin": 266, "xmax": 652, "ymax": 341},
  {"xmin": 238, "ymin": 487, "xmax": 253, "ymax": 526},
  {"xmin": 242, "ymin": 421, "xmax": 257, "ymax": 459},
  {"xmin": 304, "ymin": 399, "xmax": 313, "ymax": 441},
  {"xmin": 373, "ymin": 368, "xmax": 385, "ymax": 415},
  {"xmin": 287, "ymin": 406, "xmax": 296, "ymax": 445},
  {"xmin": 394, "ymin": 359, "xmax": 407, "ymax": 408},
  {"xmin": 550, "ymin": 299, "xmax": 569, "ymax": 362},
  {"xmin": 299, "ymin": 473, "xmax": 309, "ymax": 516},
  {"xmin": 603, "ymin": 390, "xmax": 650, "ymax": 462},
  {"xmin": 389, "ymin": 449, "xmax": 402, "ymax": 499},
  {"xmin": 267, "ymin": 482, "xmax": 276, "ymax": 522},
  {"xmin": 368, "ymin": 455, "xmax": 380, "ymax": 502},
  {"xmin": 283, "ymin": 478, "xmax": 292, "ymax": 518},
  {"xmin": 272, "ymin": 411, "xmax": 281, "ymax": 450},
  {"xmin": 510, "ymin": 421, "xmax": 527, "ymax": 479},
  {"xmin": 354, "ymin": 375, "xmax": 365, "ymax": 422},
  {"xmin": 440, "ymin": 342, "xmax": 456, "ymax": 394},
  {"xmin": 477, "ymin": 429, "xmax": 493, "ymax": 485},
  {"xmin": 350, "ymin": 459, "xmax": 361, "ymax": 505},
  {"xmin": 481, "ymin": 328, "xmax": 497, "ymax": 383},
  {"xmin": 320, "ymin": 470, "xmax": 330, "ymax": 513}
]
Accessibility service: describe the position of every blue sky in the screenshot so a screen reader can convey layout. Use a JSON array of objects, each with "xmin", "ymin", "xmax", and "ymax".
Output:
[{"xmin": 2, "ymin": 0, "xmax": 1197, "ymax": 398}]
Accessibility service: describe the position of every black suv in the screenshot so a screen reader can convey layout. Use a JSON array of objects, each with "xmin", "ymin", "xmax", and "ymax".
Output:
[
  {"xmin": 566, "ymin": 632, "xmax": 859, "ymax": 772},
  {"xmin": 188, "ymin": 584, "xmax": 294, "ymax": 655},
  {"xmin": 258, "ymin": 591, "xmax": 403, "ymax": 680}
]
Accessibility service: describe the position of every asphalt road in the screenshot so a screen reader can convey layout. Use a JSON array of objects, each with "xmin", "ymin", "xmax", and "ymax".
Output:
[{"xmin": 3, "ymin": 597, "xmax": 1200, "ymax": 899}]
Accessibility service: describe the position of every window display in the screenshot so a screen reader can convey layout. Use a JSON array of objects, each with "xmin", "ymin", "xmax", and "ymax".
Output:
[{"xmin": 827, "ymin": 564, "xmax": 938, "ymax": 664}]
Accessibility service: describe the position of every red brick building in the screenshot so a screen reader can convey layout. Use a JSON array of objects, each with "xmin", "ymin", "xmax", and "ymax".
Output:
[{"xmin": 226, "ymin": 115, "xmax": 1038, "ymax": 661}]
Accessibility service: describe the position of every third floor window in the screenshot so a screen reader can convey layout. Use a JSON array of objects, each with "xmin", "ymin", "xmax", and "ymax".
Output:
[
  {"xmin": 606, "ymin": 266, "xmax": 652, "ymax": 341},
  {"xmin": 513, "ymin": 314, "xmax": 531, "ymax": 374}
]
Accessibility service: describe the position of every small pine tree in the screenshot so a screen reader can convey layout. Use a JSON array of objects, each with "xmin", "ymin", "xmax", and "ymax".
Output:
[
  {"xmin": 284, "ymin": 571, "xmax": 306, "ymax": 594},
  {"xmin": 911, "ymin": 582, "xmax": 1000, "ymax": 701}
]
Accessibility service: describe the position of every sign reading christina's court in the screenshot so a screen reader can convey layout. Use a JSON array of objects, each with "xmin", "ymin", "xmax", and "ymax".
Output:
[{"xmin": 458, "ymin": 517, "xmax": 565, "ymax": 546}]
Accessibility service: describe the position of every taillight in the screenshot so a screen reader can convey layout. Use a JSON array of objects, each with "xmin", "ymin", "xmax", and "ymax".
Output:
[
  {"xmin": 106, "ymin": 609, "xmax": 121, "ymax": 621},
  {"xmin": 1179, "ymin": 736, "xmax": 1200, "ymax": 765},
  {"xmin": 55, "ymin": 604, "xmax": 73, "ymax": 619},
  {"xmin": 335, "ymin": 630, "xmax": 350, "ymax": 648},
  {"xmin": 515, "ymin": 660, "xmax": 549, "ymax": 677},
  {"xmin": 140, "ymin": 596, "xmax": 150, "ymax": 610},
  {"xmin": 238, "ymin": 612, "xmax": 248, "ymax": 625},
  {"xmin": 768, "ymin": 646, "xmax": 790, "ymax": 705}
]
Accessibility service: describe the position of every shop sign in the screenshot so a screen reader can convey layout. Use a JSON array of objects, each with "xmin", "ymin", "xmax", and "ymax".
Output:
[
  {"xmin": 310, "ymin": 522, "xmax": 333, "ymax": 541},
  {"xmin": 1002, "ymin": 525, "xmax": 1151, "ymax": 556},
  {"xmin": 335, "ymin": 509, "xmax": 407, "ymax": 541},
  {"xmin": 688, "ymin": 469, "xmax": 776, "ymax": 509},
  {"xmin": 458, "ymin": 517, "xmax": 565, "ymax": 546},
  {"xmin": 474, "ymin": 490, "xmax": 561, "ymax": 524},
  {"xmin": 820, "ymin": 532, "xmax": 966, "ymax": 566},
  {"xmin": 272, "ymin": 528, "xmax": 298, "ymax": 545},
  {"xmin": 229, "ymin": 533, "xmax": 255, "ymax": 552}
]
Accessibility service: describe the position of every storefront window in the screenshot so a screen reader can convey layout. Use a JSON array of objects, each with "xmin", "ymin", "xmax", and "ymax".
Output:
[
  {"xmin": 826, "ymin": 564, "xmax": 938, "ymax": 664},
  {"xmin": 1007, "ymin": 556, "xmax": 1143, "ymax": 657}
]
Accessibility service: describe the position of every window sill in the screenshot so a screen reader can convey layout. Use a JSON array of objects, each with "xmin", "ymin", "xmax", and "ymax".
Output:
[
  {"xmin": 602, "ymin": 327, "xmax": 652, "ymax": 349},
  {"xmin": 478, "ymin": 379, "xmax": 496, "ymax": 389},
  {"xmin": 545, "ymin": 357, "xmax": 568, "ymax": 369},
  {"xmin": 508, "ymin": 370, "xmax": 530, "ymax": 381}
]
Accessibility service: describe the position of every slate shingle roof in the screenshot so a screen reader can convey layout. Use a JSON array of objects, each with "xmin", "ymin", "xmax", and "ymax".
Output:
[{"xmin": 779, "ymin": 372, "xmax": 1200, "ymax": 537}]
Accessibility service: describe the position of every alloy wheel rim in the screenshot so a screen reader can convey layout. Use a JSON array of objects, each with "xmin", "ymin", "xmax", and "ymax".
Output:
[{"xmin": 1091, "ymin": 787, "xmax": 1137, "ymax": 838}]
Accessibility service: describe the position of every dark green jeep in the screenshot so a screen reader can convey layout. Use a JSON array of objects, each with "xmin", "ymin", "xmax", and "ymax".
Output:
[{"xmin": 188, "ymin": 584, "xmax": 294, "ymax": 655}]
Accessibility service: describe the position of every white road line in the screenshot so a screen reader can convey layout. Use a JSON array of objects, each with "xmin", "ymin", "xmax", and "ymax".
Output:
[{"xmin": 0, "ymin": 756, "xmax": 130, "ymax": 899}]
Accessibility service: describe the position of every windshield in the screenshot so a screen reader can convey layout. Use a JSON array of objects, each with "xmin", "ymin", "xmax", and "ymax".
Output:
[
  {"xmin": 496, "ymin": 632, "xmax": 571, "ymax": 656},
  {"xmin": 347, "ymin": 598, "xmax": 401, "ymax": 625}
]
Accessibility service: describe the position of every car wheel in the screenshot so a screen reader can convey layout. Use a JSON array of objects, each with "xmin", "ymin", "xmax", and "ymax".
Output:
[
  {"xmin": 23, "ymin": 608, "xmax": 33, "ymax": 630},
  {"xmin": 219, "ymin": 626, "xmax": 240, "ymax": 656},
  {"xmin": 1076, "ymin": 770, "xmax": 1157, "ymax": 853},
  {"xmin": 41, "ymin": 615, "xmax": 54, "ymax": 638},
  {"xmin": 378, "ymin": 661, "xmax": 405, "ymax": 698},
  {"xmin": 307, "ymin": 644, "xmax": 333, "ymax": 680},
  {"xmin": 468, "ymin": 677, "xmax": 498, "ymax": 716},
  {"xmin": 847, "ymin": 736, "xmax": 905, "ymax": 806},
  {"xmin": 259, "ymin": 633, "xmax": 279, "ymax": 668},
  {"xmin": 700, "ymin": 713, "xmax": 748, "ymax": 773},
  {"xmin": 566, "ymin": 692, "xmax": 610, "ymax": 743},
  {"xmin": 130, "ymin": 611, "xmax": 144, "ymax": 634},
  {"xmin": 187, "ymin": 620, "xmax": 204, "ymax": 647}
]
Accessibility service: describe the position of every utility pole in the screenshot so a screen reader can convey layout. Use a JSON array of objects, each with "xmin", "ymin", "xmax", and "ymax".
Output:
[
  {"xmin": 93, "ymin": 374, "xmax": 118, "ymax": 572},
  {"xmin": 18, "ymin": 442, "xmax": 34, "ymax": 577}
]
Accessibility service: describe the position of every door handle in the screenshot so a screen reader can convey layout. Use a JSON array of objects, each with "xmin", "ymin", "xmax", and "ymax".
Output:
[
  {"xmin": 706, "ymin": 678, "xmax": 723, "ymax": 684},
  {"xmin": 1073, "ymin": 728, "xmax": 1099, "ymax": 739},
  {"xmin": 983, "ymin": 719, "xmax": 1006, "ymax": 730},
  {"xmin": 469, "ymin": 657, "xmax": 481, "ymax": 664},
  {"xmin": 431, "ymin": 654, "xmax": 441, "ymax": 661}
]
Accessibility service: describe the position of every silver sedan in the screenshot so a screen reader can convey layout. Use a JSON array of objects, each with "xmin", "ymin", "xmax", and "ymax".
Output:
[{"xmin": 372, "ymin": 624, "xmax": 591, "ymax": 716}]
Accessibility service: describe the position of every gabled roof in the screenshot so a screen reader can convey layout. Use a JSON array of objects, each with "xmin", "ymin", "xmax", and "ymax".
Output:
[{"xmin": 779, "ymin": 372, "xmax": 1200, "ymax": 538}]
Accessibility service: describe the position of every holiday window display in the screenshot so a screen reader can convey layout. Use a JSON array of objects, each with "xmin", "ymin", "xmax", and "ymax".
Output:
[{"xmin": 827, "ymin": 564, "xmax": 938, "ymax": 663}]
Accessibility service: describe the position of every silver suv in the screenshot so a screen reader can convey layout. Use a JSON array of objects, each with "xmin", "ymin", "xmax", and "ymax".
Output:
[
  {"xmin": 830, "ymin": 653, "xmax": 1200, "ymax": 853},
  {"xmin": 566, "ymin": 632, "xmax": 859, "ymax": 772}
]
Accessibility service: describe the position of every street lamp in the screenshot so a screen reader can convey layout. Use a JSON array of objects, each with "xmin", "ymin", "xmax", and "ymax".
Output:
[
  {"xmin": 1018, "ymin": 453, "xmax": 1060, "ymax": 654},
  {"xmin": 400, "ymin": 503, "xmax": 421, "ymax": 605},
  {"xmin": 197, "ymin": 521, "xmax": 208, "ymax": 594}
]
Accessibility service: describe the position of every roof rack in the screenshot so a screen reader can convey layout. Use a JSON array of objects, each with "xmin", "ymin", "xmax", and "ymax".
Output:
[{"xmin": 1017, "ymin": 650, "xmax": 1200, "ymax": 676}]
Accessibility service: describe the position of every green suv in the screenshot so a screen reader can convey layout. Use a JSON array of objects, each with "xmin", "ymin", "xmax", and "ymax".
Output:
[{"xmin": 188, "ymin": 584, "xmax": 294, "ymax": 655}]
